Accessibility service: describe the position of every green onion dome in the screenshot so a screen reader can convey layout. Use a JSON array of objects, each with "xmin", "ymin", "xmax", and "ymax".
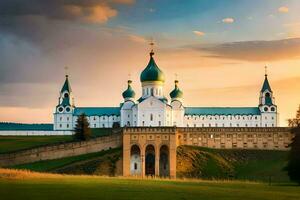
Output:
[
  {"xmin": 140, "ymin": 51, "xmax": 165, "ymax": 83},
  {"xmin": 170, "ymin": 80, "xmax": 183, "ymax": 99},
  {"xmin": 122, "ymin": 80, "xmax": 136, "ymax": 99}
]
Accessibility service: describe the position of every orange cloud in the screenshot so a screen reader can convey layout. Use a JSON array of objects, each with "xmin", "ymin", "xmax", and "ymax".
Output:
[
  {"xmin": 278, "ymin": 6, "xmax": 289, "ymax": 13},
  {"xmin": 64, "ymin": 4, "xmax": 118, "ymax": 24},
  {"xmin": 193, "ymin": 31, "xmax": 205, "ymax": 37},
  {"xmin": 196, "ymin": 38, "xmax": 300, "ymax": 61},
  {"xmin": 222, "ymin": 18, "xmax": 234, "ymax": 23},
  {"xmin": 128, "ymin": 34, "xmax": 147, "ymax": 43}
]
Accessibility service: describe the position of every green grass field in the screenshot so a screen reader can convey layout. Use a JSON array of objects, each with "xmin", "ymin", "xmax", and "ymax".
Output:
[
  {"xmin": 0, "ymin": 169, "xmax": 299, "ymax": 200},
  {"xmin": 12, "ymin": 148, "xmax": 121, "ymax": 174},
  {"xmin": 0, "ymin": 136, "xmax": 73, "ymax": 153},
  {"xmin": 0, "ymin": 129, "xmax": 115, "ymax": 154},
  {"xmin": 177, "ymin": 146, "xmax": 290, "ymax": 182},
  {"xmin": 10, "ymin": 146, "xmax": 290, "ymax": 183}
]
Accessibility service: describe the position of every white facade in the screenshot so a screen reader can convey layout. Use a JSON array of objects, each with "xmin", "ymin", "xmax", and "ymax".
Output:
[{"xmin": 53, "ymin": 51, "xmax": 278, "ymax": 130}]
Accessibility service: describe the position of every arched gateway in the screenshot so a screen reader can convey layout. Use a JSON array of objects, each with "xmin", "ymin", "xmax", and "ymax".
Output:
[{"xmin": 123, "ymin": 127, "xmax": 177, "ymax": 178}]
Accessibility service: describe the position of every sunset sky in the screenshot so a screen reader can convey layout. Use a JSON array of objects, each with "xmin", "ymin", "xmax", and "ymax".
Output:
[{"xmin": 0, "ymin": 0, "xmax": 300, "ymax": 126}]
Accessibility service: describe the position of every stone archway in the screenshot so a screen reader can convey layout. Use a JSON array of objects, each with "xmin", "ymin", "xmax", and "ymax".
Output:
[
  {"xmin": 130, "ymin": 145, "xmax": 141, "ymax": 175},
  {"xmin": 159, "ymin": 145, "xmax": 169, "ymax": 177},
  {"xmin": 145, "ymin": 144, "xmax": 155, "ymax": 176}
]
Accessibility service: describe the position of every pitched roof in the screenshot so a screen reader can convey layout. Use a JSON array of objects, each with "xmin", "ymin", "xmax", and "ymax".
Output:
[
  {"xmin": 74, "ymin": 107, "xmax": 120, "ymax": 116},
  {"xmin": 261, "ymin": 75, "xmax": 272, "ymax": 92},
  {"xmin": 185, "ymin": 107, "xmax": 261, "ymax": 115},
  {"xmin": 0, "ymin": 123, "xmax": 53, "ymax": 131},
  {"xmin": 61, "ymin": 75, "xmax": 72, "ymax": 93}
]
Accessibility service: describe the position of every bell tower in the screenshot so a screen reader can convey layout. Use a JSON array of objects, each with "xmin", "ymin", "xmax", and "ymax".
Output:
[
  {"xmin": 259, "ymin": 66, "xmax": 277, "ymax": 127},
  {"xmin": 54, "ymin": 74, "xmax": 75, "ymax": 131}
]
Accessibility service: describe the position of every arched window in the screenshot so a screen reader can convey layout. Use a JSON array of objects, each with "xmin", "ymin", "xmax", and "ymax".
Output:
[{"xmin": 134, "ymin": 162, "xmax": 137, "ymax": 170}]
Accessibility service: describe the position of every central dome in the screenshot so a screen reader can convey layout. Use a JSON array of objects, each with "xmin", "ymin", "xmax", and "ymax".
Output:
[{"xmin": 140, "ymin": 51, "xmax": 165, "ymax": 83}]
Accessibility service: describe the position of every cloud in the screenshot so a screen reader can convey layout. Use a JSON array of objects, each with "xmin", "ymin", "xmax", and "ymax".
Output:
[
  {"xmin": 193, "ymin": 38, "xmax": 300, "ymax": 61},
  {"xmin": 222, "ymin": 18, "xmax": 234, "ymax": 24},
  {"xmin": 128, "ymin": 34, "xmax": 147, "ymax": 43},
  {"xmin": 193, "ymin": 31, "xmax": 205, "ymax": 37},
  {"xmin": 63, "ymin": 4, "xmax": 117, "ymax": 23},
  {"xmin": 0, "ymin": 0, "xmax": 134, "ymax": 24},
  {"xmin": 278, "ymin": 6, "xmax": 289, "ymax": 13}
]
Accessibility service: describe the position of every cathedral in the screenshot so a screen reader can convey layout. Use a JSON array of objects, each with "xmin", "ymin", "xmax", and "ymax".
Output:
[{"xmin": 53, "ymin": 50, "xmax": 278, "ymax": 131}]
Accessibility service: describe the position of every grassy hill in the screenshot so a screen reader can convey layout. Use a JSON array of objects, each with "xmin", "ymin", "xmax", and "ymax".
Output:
[
  {"xmin": 11, "ymin": 146, "xmax": 290, "ymax": 182},
  {"xmin": 0, "ymin": 136, "xmax": 73, "ymax": 153},
  {"xmin": 0, "ymin": 128, "xmax": 116, "ymax": 154},
  {"xmin": 177, "ymin": 146, "xmax": 289, "ymax": 182},
  {"xmin": 12, "ymin": 148, "xmax": 122, "ymax": 175},
  {"xmin": 0, "ymin": 169, "xmax": 299, "ymax": 200}
]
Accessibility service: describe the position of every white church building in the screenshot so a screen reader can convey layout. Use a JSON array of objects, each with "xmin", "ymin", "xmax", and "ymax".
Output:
[{"xmin": 53, "ymin": 50, "xmax": 278, "ymax": 131}]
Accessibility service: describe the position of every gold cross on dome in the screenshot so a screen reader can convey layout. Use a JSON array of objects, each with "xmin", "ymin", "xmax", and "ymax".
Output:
[{"xmin": 149, "ymin": 38, "xmax": 154, "ymax": 51}]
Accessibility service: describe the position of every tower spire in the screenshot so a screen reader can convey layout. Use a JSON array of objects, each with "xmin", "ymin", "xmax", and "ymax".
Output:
[
  {"xmin": 64, "ymin": 66, "xmax": 69, "ymax": 78},
  {"xmin": 265, "ymin": 65, "xmax": 268, "ymax": 77}
]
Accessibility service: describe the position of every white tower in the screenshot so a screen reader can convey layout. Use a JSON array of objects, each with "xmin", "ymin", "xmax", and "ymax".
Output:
[
  {"xmin": 259, "ymin": 67, "xmax": 277, "ymax": 127},
  {"xmin": 53, "ymin": 75, "xmax": 75, "ymax": 130},
  {"xmin": 170, "ymin": 80, "xmax": 184, "ymax": 127}
]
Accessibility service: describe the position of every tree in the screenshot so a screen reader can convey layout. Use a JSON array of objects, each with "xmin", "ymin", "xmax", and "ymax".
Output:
[
  {"xmin": 286, "ymin": 105, "xmax": 300, "ymax": 184},
  {"xmin": 74, "ymin": 113, "xmax": 92, "ymax": 141}
]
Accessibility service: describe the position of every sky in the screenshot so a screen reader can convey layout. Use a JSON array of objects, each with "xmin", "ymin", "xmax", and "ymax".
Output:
[{"xmin": 0, "ymin": 0, "xmax": 300, "ymax": 126}]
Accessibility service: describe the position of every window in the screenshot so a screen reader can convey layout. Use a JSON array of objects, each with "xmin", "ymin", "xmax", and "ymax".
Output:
[
  {"xmin": 67, "ymin": 124, "xmax": 69, "ymax": 128},
  {"xmin": 67, "ymin": 117, "xmax": 69, "ymax": 121},
  {"xmin": 102, "ymin": 124, "xmax": 105, "ymax": 128},
  {"xmin": 127, "ymin": 121, "xmax": 130, "ymax": 126},
  {"xmin": 159, "ymin": 121, "xmax": 161, "ymax": 126},
  {"xmin": 150, "ymin": 114, "xmax": 153, "ymax": 121},
  {"xmin": 134, "ymin": 163, "xmax": 137, "ymax": 170},
  {"xmin": 265, "ymin": 92, "xmax": 270, "ymax": 98},
  {"xmin": 94, "ymin": 124, "xmax": 96, "ymax": 128},
  {"xmin": 209, "ymin": 123, "xmax": 211, "ymax": 127},
  {"xmin": 59, "ymin": 124, "xmax": 62, "ymax": 128},
  {"xmin": 264, "ymin": 107, "xmax": 268, "ymax": 112},
  {"xmin": 142, "ymin": 121, "xmax": 145, "ymax": 126},
  {"xmin": 271, "ymin": 107, "xmax": 275, "ymax": 112},
  {"xmin": 128, "ymin": 114, "xmax": 130, "ymax": 118},
  {"xmin": 60, "ymin": 117, "xmax": 62, "ymax": 121}
]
